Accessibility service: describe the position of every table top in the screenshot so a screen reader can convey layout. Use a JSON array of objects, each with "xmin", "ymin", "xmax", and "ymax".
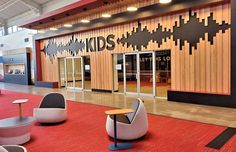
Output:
[
  {"xmin": 0, "ymin": 117, "xmax": 35, "ymax": 129},
  {"xmin": 12, "ymin": 99, "xmax": 28, "ymax": 104},
  {"xmin": 105, "ymin": 109, "xmax": 134, "ymax": 115}
]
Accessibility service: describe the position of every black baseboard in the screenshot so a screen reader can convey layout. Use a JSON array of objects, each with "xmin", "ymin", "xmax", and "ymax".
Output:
[
  {"xmin": 167, "ymin": 90, "xmax": 235, "ymax": 108},
  {"xmin": 92, "ymin": 89, "xmax": 112, "ymax": 93},
  {"xmin": 35, "ymin": 81, "xmax": 58, "ymax": 88}
]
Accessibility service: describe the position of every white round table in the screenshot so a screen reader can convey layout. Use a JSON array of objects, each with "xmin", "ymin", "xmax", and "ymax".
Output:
[
  {"xmin": 0, "ymin": 99, "xmax": 34, "ymax": 145},
  {"xmin": 0, "ymin": 116, "xmax": 35, "ymax": 145},
  {"xmin": 12, "ymin": 99, "xmax": 28, "ymax": 118}
]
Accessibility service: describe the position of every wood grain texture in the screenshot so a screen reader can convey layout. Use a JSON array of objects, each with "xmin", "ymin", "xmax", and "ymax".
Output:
[
  {"xmin": 40, "ymin": 4, "xmax": 230, "ymax": 94},
  {"xmin": 105, "ymin": 108, "xmax": 134, "ymax": 115}
]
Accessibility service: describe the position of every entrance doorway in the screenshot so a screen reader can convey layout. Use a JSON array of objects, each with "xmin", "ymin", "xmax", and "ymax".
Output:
[
  {"xmin": 65, "ymin": 57, "xmax": 83, "ymax": 89},
  {"xmin": 124, "ymin": 52, "xmax": 154, "ymax": 96},
  {"xmin": 59, "ymin": 56, "xmax": 91, "ymax": 90},
  {"xmin": 113, "ymin": 50, "xmax": 171, "ymax": 97}
]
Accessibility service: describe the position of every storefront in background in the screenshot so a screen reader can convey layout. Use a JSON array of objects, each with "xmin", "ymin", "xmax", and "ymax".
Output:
[
  {"xmin": 2, "ymin": 48, "xmax": 32, "ymax": 85},
  {"xmin": 23, "ymin": 0, "xmax": 236, "ymax": 107},
  {"xmin": 0, "ymin": 56, "xmax": 3, "ymax": 82}
]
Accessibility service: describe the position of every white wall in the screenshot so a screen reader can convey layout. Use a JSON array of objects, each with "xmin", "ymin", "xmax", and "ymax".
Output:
[
  {"xmin": 7, "ymin": 11, "xmax": 40, "ymax": 27},
  {"xmin": 0, "ymin": 29, "xmax": 33, "ymax": 52},
  {"xmin": 6, "ymin": 0, "xmax": 80, "ymax": 27},
  {"xmin": 0, "ymin": 0, "xmax": 80, "ymax": 52}
]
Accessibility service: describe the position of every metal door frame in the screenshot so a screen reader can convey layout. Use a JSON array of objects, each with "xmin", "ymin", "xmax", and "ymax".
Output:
[
  {"xmin": 124, "ymin": 52, "xmax": 155, "ymax": 97},
  {"xmin": 65, "ymin": 57, "xmax": 84, "ymax": 90}
]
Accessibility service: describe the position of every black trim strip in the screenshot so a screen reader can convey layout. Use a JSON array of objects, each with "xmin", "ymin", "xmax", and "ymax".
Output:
[
  {"xmin": 206, "ymin": 128, "xmax": 236, "ymax": 150},
  {"xmin": 168, "ymin": 91, "xmax": 233, "ymax": 108},
  {"xmin": 91, "ymin": 89, "xmax": 112, "ymax": 93},
  {"xmin": 35, "ymin": 81, "xmax": 58, "ymax": 88}
]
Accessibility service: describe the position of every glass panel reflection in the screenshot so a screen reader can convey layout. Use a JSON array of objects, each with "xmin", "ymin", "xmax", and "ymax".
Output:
[
  {"xmin": 140, "ymin": 53, "xmax": 153, "ymax": 94},
  {"xmin": 84, "ymin": 56, "xmax": 91, "ymax": 90},
  {"xmin": 156, "ymin": 50, "xmax": 171, "ymax": 97},
  {"xmin": 113, "ymin": 54, "xmax": 124, "ymax": 93},
  {"xmin": 59, "ymin": 58, "xmax": 65, "ymax": 87},
  {"xmin": 74, "ymin": 58, "xmax": 82, "ymax": 88},
  {"xmin": 66, "ymin": 58, "xmax": 73, "ymax": 87},
  {"xmin": 125, "ymin": 54, "xmax": 137, "ymax": 93}
]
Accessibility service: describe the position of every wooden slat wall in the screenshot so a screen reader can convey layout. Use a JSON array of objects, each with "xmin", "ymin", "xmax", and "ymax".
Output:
[
  {"xmin": 41, "ymin": 52, "xmax": 59, "ymax": 82},
  {"xmin": 40, "ymin": 4, "xmax": 231, "ymax": 94}
]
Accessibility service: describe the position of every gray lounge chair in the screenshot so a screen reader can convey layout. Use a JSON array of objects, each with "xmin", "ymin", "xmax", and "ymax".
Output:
[{"xmin": 33, "ymin": 93, "xmax": 67, "ymax": 123}]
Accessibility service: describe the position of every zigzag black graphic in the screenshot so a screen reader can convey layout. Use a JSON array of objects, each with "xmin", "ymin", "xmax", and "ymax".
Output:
[
  {"xmin": 44, "ymin": 12, "xmax": 230, "ymax": 57},
  {"xmin": 44, "ymin": 36, "xmax": 85, "ymax": 58},
  {"xmin": 118, "ymin": 13, "xmax": 230, "ymax": 55}
]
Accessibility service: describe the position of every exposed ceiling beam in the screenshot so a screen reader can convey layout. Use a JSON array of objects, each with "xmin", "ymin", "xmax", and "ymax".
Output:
[
  {"xmin": 0, "ymin": 0, "xmax": 19, "ymax": 12},
  {"xmin": 20, "ymin": 0, "xmax": 42, "ymax": 13}
]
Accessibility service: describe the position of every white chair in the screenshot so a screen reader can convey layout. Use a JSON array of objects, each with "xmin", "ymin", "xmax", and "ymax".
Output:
[
  {"xmin": 106, "ymin": 98, "xmax": 148, "ymax": 140},
  {"xmin": 33, "ymin": 93, "xmax": 67, "ymax": 123},
  {"xmin": 0, "ymin": 145, "xmax": 27, "ymax": 152}
]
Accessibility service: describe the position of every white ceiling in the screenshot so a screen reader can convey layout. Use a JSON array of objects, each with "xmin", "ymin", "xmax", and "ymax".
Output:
[
  {"xmin": 0, "ymin": 0, "xmax": 52, "ymax": 26},
  {"xmin": 34, "ymin": 0, "xmax": 51, "ymax": 5}
]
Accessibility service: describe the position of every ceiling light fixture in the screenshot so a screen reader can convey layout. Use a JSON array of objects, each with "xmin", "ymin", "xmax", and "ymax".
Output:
[
  {"xmin": 38, "ymin": 30, "xmax": 45, "ymax": 34},
  {"xmin": 159, "ymin": 0, "xmax": 172, "ymax": 4},
  {"xmin": 127, "ymin": 6, "xmax": 138, "ymax": 12},
  {"xmin": 64, "ymin": 24, "xmax": 73, "ymax": 27},
  {"xmin": 81, "ymin": 19, "xmax": 90, "ymax": 23},
  {"xmin": 49, "ymin": 27, "xmax": 58, "ymax": 31},
  {"xmin": 102, "ymin": 13, "xmax": 111, "ymax": 18}
]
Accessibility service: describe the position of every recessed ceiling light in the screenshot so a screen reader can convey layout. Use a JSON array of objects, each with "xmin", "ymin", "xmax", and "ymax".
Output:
[
  {"xmin": 159, "ymin": 0, "xmax": 172, "ymax": 4},
  {"xmin": 38, "ymin": 30, "xmax": 45, "ymax": 33},
  {"xmin": 64, "ymin": 24, "xmax": 73, "ymax": 27},
  {"xmin": 102, "ymin": 13, "xmax": 111, "ymax": 18},
  {"xmin": 81, "ymin": 19, "xmax": 90, "ymax": 23},
  {"xmin": 127, "ymin": 6, "xmax": 138, "ymax": 12},
  {"xmin": 49, "ymin": 27, "xmax": 58, "ymax": 31}
]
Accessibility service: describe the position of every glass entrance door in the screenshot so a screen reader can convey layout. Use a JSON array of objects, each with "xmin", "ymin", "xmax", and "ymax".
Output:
[
  {"xmin": 59, "ymin": 58, "xmax": 66, "ymax": 87},
  {"xmin": 119, "ymin": 51, "xmax": 170, "ymax": 97},
  {"xmin": 139, "ymin": 53, "xmax": 154, "ymax": 94},
  {"xmin": 124, "ymin": 52, "xmax": 154, "ymax": 96},
  {"xmin": 74, "ymin": 58, "xmax": 83, "ymax": 88},
  {"xmin": 83, "ymin": 56, "xmax": 91, "ymax": 90},
  {"xmin": 65, "ymin": 57, "xmax": 83, "ymax": 90},
  {"xmin": 66, "ymin": 58, "xmax": 74, "ymax": 88},
  {"xmin": 124, "ymin": 54, "xmax": 137, "ymax": 94},
  {"xmin": 155, "ymin": 50, "xmax": 171, "ymax": 97}
]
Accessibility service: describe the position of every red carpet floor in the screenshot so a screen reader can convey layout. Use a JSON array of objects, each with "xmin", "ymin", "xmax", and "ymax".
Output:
[{"xmin": 0, "ymin": 90, "xmax": 236, "ymax": 152}]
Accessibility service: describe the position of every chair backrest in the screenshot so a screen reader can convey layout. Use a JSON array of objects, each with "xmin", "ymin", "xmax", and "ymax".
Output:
[
  {"xmin": 0, "ymin": 146, "xmax": 8, "ymax": 152},
  {"xmin": 126, "ymin": 98, "xmax": 142, "ymax": 123},
  {"xmin": 40, "ymin": 93, "xmax": 65, "ymax": 109},
  {"xmin": 1, "ymin": 145, "xmax": 27, "ymax": 152}
]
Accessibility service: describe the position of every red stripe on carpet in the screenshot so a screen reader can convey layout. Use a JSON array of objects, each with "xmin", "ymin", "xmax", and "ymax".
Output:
[{"xmin": 0, "ymin": 90, "xmax": 235, "ymax": 152}]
